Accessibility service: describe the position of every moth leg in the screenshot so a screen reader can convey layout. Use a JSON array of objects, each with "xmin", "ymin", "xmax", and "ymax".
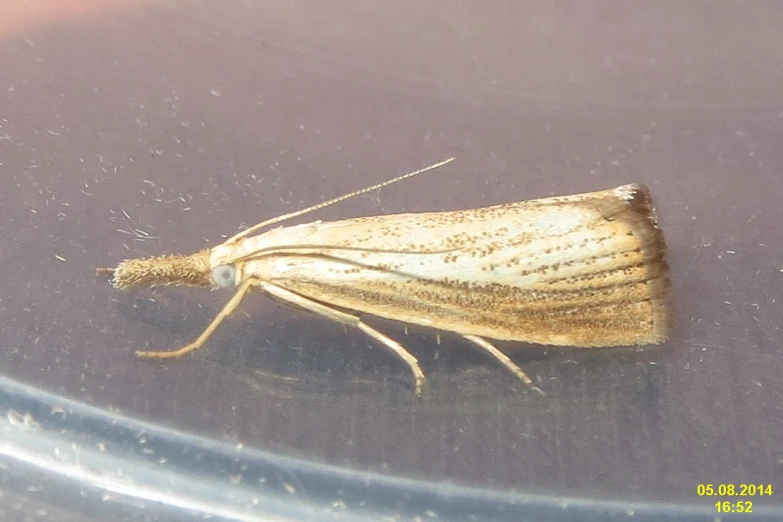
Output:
[
  {"xmin": 461, "ymin": 334, "xmax": 544, "ymax": 395},
  {"xmin": 136, "ymin": 279, "xmax": 255, "ymax": 359},
  {"xmin": 259, "ymin": 282, "xmax": 426, "ymax": 396}
]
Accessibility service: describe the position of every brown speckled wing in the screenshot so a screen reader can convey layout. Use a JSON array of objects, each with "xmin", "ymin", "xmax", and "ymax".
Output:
[{"xmin": 256, "ymin": 184, "xmax": 671, "ymax": 348}]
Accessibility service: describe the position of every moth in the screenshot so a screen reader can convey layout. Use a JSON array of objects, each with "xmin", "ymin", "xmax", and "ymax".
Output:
[{"xmin": 97, "ymin": 158, "xmax": 671, "ymax": 395}]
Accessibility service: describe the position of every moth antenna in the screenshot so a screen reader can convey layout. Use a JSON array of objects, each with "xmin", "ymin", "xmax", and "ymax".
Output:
[{"xmin": 225, "ymin": 157, "xmax": 455, "ymax": 244}]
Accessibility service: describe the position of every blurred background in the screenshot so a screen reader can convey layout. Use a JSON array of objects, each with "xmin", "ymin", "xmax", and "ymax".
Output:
[{"xmin": 1, "ymin": 1, "xmax": 781, "ymax": 520}]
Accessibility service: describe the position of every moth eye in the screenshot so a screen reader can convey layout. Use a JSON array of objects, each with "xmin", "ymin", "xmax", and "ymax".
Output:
[{"xmin": 211, "ymin": 264, "xmax": 237, "ymax": 288}]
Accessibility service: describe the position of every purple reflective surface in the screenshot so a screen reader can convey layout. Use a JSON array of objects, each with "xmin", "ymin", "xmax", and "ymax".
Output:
[{"xmin": 1, "ymin": 0, "xmax": 781, "ymax": 508}]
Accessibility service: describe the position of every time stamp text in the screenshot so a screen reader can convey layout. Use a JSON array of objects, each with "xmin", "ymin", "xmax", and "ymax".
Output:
[{"xmin": 697, "ymin": 484, "xmax": 774, "ymax": 514}]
